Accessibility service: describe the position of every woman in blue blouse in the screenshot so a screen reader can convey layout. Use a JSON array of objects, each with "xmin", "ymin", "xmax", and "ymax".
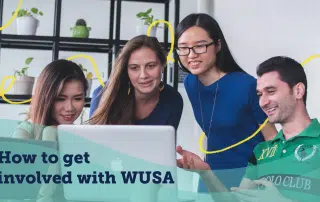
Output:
[
  {"xmin": 88, "ymin": 35, "xmax": 183, "ymax": 131},
  {"xmin": 175, "ymin": 13, "xmax": 278, "ymax": 191}
]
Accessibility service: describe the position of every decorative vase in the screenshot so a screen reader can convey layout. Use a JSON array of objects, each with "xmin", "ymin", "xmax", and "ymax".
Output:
[
  {"xmin": 136, "ymin": 24, "xmax": 157, "ymax": 37},
  {"xmin": 71, "ymin": 26, "xmax": 91, "ymax": 38},
  {"xmin": 147, "ymin": 25, "xmax": 157, "ymax": 37},
  {"xmin": 16, "ymin": 16, "xmax": 39, "ymax": 35},
  {"xmin": 13, "ymin": 76, "xmax": 35, "ymax": 95}
]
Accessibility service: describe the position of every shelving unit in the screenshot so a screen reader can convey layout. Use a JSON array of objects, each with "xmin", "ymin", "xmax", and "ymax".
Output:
[
  {"xmin": 0, "ymin": 94, "xmax": 92, "ymax": 108},
  {"xmin": 0, "ymin": 0, "xmax": 180, "ymax": 106}
]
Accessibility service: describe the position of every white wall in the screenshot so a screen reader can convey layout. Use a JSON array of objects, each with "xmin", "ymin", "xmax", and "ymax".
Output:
[{"xmin": 213, "ymin": 0, "xmax": 320, "ymax": 129}]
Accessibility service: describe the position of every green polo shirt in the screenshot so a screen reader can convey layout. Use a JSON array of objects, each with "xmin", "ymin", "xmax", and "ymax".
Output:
[{"xmin": 244, "ymin": 119, "xmax": 320, "ymax": 201}]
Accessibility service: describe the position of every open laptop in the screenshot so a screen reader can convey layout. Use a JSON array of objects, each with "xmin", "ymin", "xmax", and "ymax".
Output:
[{"xmin": 57, "ymin": 125, "xmax": 178, "ymax": 202}]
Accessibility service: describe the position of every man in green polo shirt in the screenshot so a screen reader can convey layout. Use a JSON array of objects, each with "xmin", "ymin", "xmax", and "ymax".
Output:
[
  {"xmin": 237, "ymin": 119, "xmax": 320, "ymax": 202},
  {"xmin": 176, "ymin": 56, "xmax": 320, "ymax": 202}
]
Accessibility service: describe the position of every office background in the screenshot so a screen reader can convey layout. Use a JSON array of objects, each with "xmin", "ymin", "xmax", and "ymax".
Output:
[{"xmin": 1, "ymin": 0, "xmax": 320, "ymax": 194}]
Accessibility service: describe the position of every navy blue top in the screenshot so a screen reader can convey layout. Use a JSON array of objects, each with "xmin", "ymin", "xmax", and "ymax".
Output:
[
  {"xmin": 89, "ymin": 83, "xmax": 184, "ymax": 131},
  {"xmin": 184, "ymin": 71, "xmax": 267, "ymax": 190}
]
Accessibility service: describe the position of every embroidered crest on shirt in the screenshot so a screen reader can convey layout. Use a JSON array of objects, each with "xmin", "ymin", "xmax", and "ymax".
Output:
[
  {"xmin": 258, "ymin": 144, "xmax": 278, "ymax": 160},
  {"xmin": 294, "ymin": 144, "xmax": 317, "ymax": 162}
]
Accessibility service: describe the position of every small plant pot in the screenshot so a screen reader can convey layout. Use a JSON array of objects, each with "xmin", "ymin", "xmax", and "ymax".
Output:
[
  {"xmin": 136, "ymin": 24, "xmax": 157, "ymax": 37},
  {"xmin": 13, "ymin": 76, "xmax": 35, "ymax": 95},
  {"xmin": 71, "ymin": 26, "xmax": 91, "ymax": 38},
  {"xmin": 86, "ymin": 79, "xmax": 92, "ymax": 97},
  {"xmin": 147, "ymin": 25, "xmax": 157, "ymax": 37},
  {"xmin": 16, "ymin": 16, "xmax": 39, "ymax": 35}
]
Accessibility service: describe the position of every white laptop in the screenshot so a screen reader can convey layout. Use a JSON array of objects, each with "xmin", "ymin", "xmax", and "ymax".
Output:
[{"xmin": 57, "ymin": 125, "xmax": 178, "ymax": 202}]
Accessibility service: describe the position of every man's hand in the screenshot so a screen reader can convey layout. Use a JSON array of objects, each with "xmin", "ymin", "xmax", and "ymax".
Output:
[
  {"xmin": 230, "ymin": 179, "xmax": 292, "ymax": 202},
  {"xmin": 176, "ymin": 145, "xmax": 211, "ymax": 171}
]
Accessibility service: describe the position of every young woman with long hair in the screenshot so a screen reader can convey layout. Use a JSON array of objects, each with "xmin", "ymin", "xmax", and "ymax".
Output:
[
  {"xmin": 10, "ymin": 59, "xmax": 88, "ymax": 202},
  {"xmin": 88, "ymin": 35, "xmax": 183, "ymax": 131},
  {"xmin": 174, "ymin": 13, "xmax": 278, "ymax": 191},
  {"xmin": 12, "ymin": 59, "xmax": 88, "ymax": 141}
]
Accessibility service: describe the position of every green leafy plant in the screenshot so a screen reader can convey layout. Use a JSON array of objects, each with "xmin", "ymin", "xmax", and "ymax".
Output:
[
  {"xmin": 79, "ymin": 63, "xmax": 87, "ymax": 73},
  {"xmin": 14, "ymin": 57, "xmax": 33, "ymax": 77},
  {"xmin": 136, "ymin": 8, "xmax": 164, "ymax": 28},
  {"xmin": 12, "ymin": 8, "xmax": 44, "ymax": 17},
  {"xmin": 79, "ymin": 63, "xmax": 93, "ymax": 79}
]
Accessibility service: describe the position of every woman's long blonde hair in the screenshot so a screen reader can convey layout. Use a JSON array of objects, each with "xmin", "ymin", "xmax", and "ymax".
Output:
[{"xmin": 87, "ymin": 35, "xmax": 166, "ymax": 125}]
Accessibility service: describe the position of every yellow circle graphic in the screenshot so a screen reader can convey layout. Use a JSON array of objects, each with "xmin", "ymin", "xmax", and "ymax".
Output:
[
  {"xmin": 0, "ymin": 0, "xmax": 22, "ymax": 30},
  {"xmin": 0, "ymin": 54, "xmax": 104, "ymax": 104},
  {"xmin": 66, "ymin": 54, "xmax": 105, "ymax": 87},
  {"xmin": 146, "ymin": 20, "xmax": 175, "ymax": 63},
  {"xmin": 0, "ymin": 76, "xmax": 31, "ymax": 104}
]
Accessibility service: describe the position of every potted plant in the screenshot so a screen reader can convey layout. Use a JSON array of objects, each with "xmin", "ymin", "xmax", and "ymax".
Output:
[
  {"xmin": 79, "ymin": 64, "xmax": 93, "ymax": 96},
  {"xmin": 70, "ymin": 19, "xmax": 91, "ymax": 38},
  {"xmin": 136, "ymin": 8, "xmax": 163, "ymax": 37},
  {"xmin": 13, "ymin": 8, "xmax": 43, "ymax": 35},
  {"xmin": 13, "ymin": 57, "xmax": 35, "ymax": 95}
]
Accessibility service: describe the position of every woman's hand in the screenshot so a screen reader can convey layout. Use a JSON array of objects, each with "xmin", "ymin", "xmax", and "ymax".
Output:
[{"xmin": 176, "ymin": 145, "xmax": 211, "ymax": 171}]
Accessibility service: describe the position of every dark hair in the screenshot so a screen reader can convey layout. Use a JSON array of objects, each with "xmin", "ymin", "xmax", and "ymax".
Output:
[
  {"xmin": 29, "ymin": 59, "xmax": 88, "ymax": 139},
  {"xmin": 175, "ymin": 13, "xmax": 245, "ymax": 73},
  {"xmin": 88, "ymin": 35, "xmax": 167, "ymax": 125},
  {"xmin": 256, "ymin": 56, "xmax": 307, "ymax": 104}
]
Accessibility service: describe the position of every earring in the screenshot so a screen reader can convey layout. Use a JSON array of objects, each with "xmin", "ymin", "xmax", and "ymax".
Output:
[
  {"xmin": 159, "ymin": 81, "xmax": 164, "ymax": 92},
  {"xmin": 128, "ymin": 82, "xmax": 131, "ymax": 95}
]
